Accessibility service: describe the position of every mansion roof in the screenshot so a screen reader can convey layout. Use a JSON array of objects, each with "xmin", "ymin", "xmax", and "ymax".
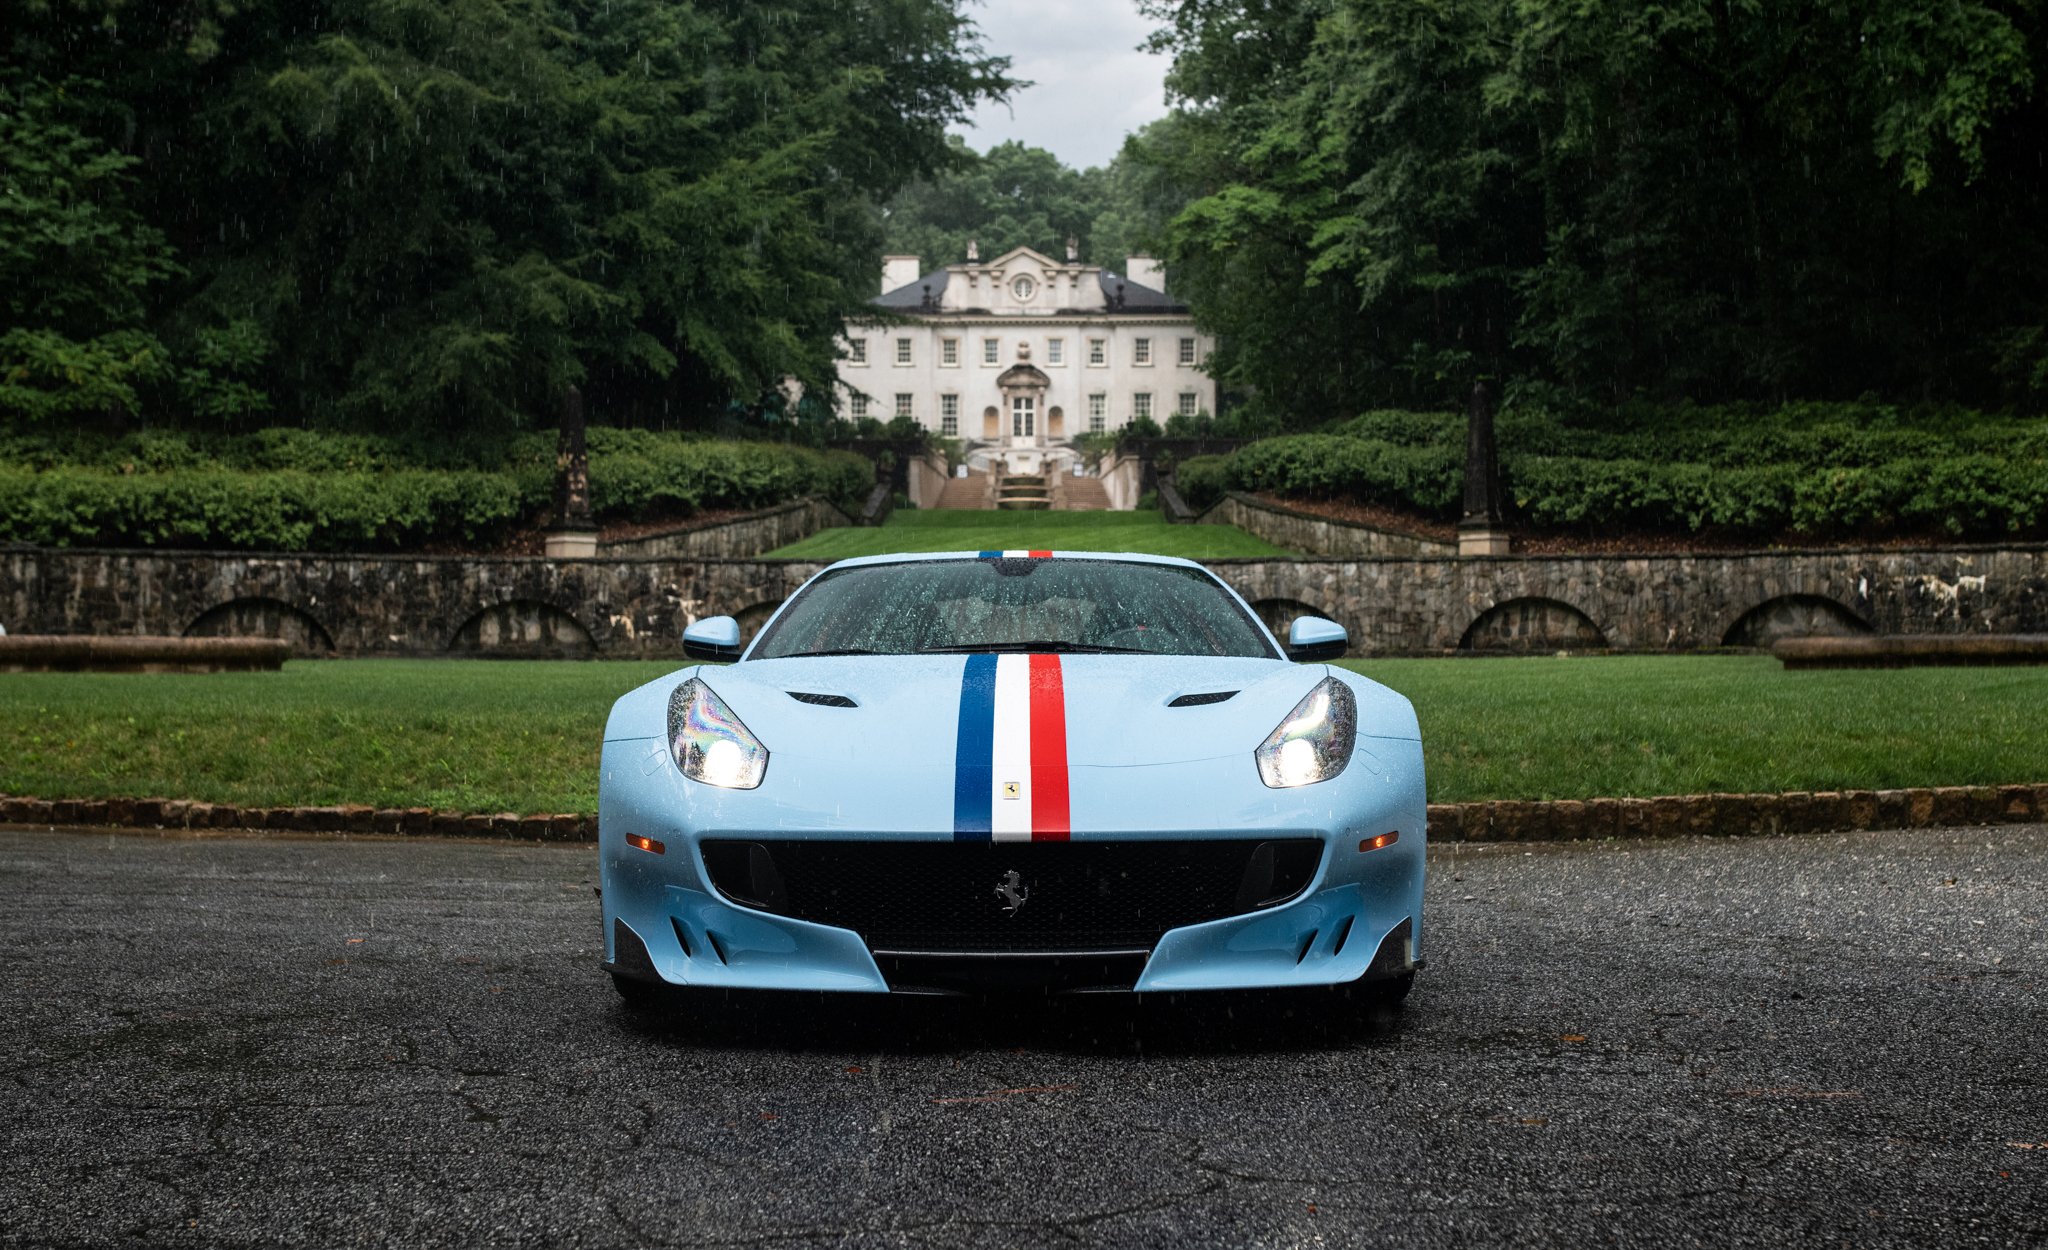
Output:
[{"xmin": 872, "ymin": 245, "xmax": 1188, "ymax": 318}]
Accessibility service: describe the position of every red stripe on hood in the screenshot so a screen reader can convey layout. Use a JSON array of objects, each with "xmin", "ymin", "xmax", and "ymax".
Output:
[{"xmin": 1027, "ymin": 653, "xmax": 1070, "ymax": 840}]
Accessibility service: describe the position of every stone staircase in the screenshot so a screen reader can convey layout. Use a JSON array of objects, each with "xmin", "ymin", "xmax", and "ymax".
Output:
[
  {"xmin": 933, "ymin": 471, "xmax": 994, "ymax": 509},
  {"xmin": 1056, "ymin": 476, "xmax": 1110, "ymax": 511},
  {"xmin": 931, "ymin": 465, "xmax": 1113, "ymax": 511}
]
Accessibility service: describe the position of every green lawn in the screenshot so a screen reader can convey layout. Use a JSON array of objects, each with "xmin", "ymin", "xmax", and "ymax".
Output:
[
  {"xmin": 3, "ymin": 656, "xmax": 2045, "ymax": 815},
  {"xmin": 763, "ymin": 509, "xmax": 1293, "ymax": 559},
  {"xmin": 1344, "ymin": 654, "xmax": 2048, "ymax": 802},
  {"xmin": 0, "ymin": 661, "xmax": 674, "ymax": 816}
]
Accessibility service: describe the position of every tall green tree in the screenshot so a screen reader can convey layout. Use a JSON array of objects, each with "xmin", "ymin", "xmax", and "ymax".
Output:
[
  {"xmin": 0, "ymin": 77, "xmax": 178, "ymax": 423},
  {"xmin": 881, "ymin": 138, "xmax": 1112, "ymax": 268},
  {"xmin": 1136, "ymin": 0, "xmax": 2048, "ymax": 417},
  {"xmin": 1, "ymin": 0, "xmax": 1012, "ymax": 431}
]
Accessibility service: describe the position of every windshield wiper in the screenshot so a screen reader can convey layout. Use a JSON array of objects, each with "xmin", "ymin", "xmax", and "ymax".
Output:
[
  {"xmin": 921, "ymin": 641, "xmax": 1150, "ymax": 655},
  {"xmin": 776, "ymin": 647, "xmax": 883, "ymax": 658}
]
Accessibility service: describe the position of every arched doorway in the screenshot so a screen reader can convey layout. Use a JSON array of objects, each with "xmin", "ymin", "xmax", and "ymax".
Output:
[{"xmin": 995, "ymin": 360, "xmax": 1051, "ymax": 449}]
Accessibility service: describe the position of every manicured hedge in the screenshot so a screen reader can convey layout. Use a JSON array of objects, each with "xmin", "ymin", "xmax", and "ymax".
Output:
[
  {"xmin": 1177, "ymin": 405, "xmax": 2048, "ymax": 539},
  {"xmin": 0, "ymin": 467, "xmax": 545, "ymax": 550},
  {"xmin": 581, "ymin": 429, "xmax": 870, "ymax": 519},
  {"xmin": 0, "ymin": 428, "xmax": 871, "ymax": 551}
]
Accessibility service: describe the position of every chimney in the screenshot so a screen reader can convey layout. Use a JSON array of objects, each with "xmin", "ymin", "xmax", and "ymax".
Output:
[
  {"xmin": 1125, "ymin": 256, "xmax": 1165, "ymax": 293},
  {"xmin": 881, "ymin": 255, "xmax": 921, "ymax": 295}
]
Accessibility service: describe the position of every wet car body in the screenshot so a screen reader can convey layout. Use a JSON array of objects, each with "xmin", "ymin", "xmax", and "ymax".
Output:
[{"xmin": 598, "ymin": 551, "xmax": 1425, "ymax": 1001}]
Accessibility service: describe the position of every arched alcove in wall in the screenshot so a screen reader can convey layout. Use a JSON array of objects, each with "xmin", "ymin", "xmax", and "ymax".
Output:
[
  {"xmin": 447, "ymin": 600, "xmax": 595, "ymax": 657},
  {"xmin": 1249, "ymin": 598, "xmax": 1332, "ymax": 646},
  {"xmin": 731, "ymin": 600, "xmax": 786, "ymax": 647},
  {"xmin": 184, "ymin": 597, "xmax": 335, "ymax": 655},
  {"xmin": 1721, "ymin": 594, "xmax": 1872, "ymax": 647},
  {"xmin": 1459, "ymin": 598, "xmax": 1607, "ymax": 652}
]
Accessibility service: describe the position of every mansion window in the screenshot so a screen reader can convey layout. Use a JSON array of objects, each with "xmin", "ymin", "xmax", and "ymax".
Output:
[
  {"xmin": 1088, "ymin": 394, "xmax": 1106, "ymax": 433},
  {"xmin": 849, "ymin": 393, "xmax": 869, "ymax": 417},
  {"xmin": 941, "ymin": 394, "xmax": 959, "ymax": 436},
  {"xmin": 895, "ymin": 337, "xmax": 913, "ymax": 366},
  {"xmin": 1087, "ymin": 338, "xmax": 1106, "ymax": 366},
  {"xmin": 1047, "ymin": 338, "xmax": 1065, "ymax": 366},
  {"xmin": 1133, "ymin": 392, "xmax": 1153, "ymax": 421},
  {"xmin": 895, "ymin": 393, "xmax": 914, "ymax": 418},
  {"xmin": 848, "ymin": 339, "xmax": 868, "ymax": 365},
  {"xmin": 941, "ymin": 338, "xmax": 959, "ymax": 367},
  {"xmin": 982, "ymin": 337, "xmax": 1000, "ymax": 365},
  {"xmin": 1179, "ymin": 337, "xmax": 1197, "ymax": 366},
  {"xmin": 1178, "ymin": 391, "xmax": 1199, "ymax": 416},
  {"xmin": 1133, "ymin": 338, "xmax": 1152, "ymax": 366}
]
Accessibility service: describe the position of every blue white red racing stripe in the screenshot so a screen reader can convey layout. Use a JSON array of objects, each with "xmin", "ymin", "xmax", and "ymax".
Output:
[
  {"xmin": 952, "ymin": 653, "xmax": 1071, "ymax": 842},
  {"xmin": 976, "ymin": 549, "xmax": 1053, "ymax": 558}
]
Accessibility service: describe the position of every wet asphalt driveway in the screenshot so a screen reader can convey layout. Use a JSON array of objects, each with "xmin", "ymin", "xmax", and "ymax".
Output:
[{"xmin": 1, "ymin": 824, "xmax": 2044, "ymax": 1249}]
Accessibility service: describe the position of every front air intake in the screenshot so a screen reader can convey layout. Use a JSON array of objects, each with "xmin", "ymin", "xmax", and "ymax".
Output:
[{"xmin": 700, "ymin": 838, "xmax": 1323, "ymax": 953}]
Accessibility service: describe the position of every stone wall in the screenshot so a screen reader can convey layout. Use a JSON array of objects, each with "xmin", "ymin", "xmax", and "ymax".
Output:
[
  {"xmin": 1213, "ymin": 547, "xmax": 2048, "ymax": 653},
  {"xmin": 904, "ymin": 451, "xmax": 952, "ymax": 510},
  {"xmin": 5, "ymin": 544, "xmax": 2043, "ymax": 658},
  {"xmin": 0, "ymin": 548, "xmax": 826, "ymax": 658},
  {"xmin": 1096, "ymin": 452, "xmax": 1145, "ymax": 511},
  {"xmin": 1200, "ymin": 493, "xmax": 1457, "ymax": 557},
  {"xmin": 596, "ymin": 497, "xmax": 849, "ymax": 560}
]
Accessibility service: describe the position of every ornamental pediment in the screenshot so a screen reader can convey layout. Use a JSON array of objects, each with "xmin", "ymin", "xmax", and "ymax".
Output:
[
  {"xmin": 995, "ymin": 363, "xmax": 1051, "ymax": 390},
  {"xmin": 982, "ymin": 245, "xmax": 1063, "ymax": 271}
]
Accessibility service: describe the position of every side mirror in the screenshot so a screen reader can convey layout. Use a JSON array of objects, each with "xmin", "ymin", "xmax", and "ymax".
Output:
[
  {"xmin": 1286, "ymin": 616, "xmax": 1348, "ymax": 662},
  {"xmin": 683, "ymin": 615, "xmax": 743, "ymax": 662}
]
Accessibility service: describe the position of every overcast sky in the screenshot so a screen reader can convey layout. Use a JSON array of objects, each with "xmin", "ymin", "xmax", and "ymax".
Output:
[{"xmin": 954, "ymin": 0, "xmax": 1172, "ymax": 171}]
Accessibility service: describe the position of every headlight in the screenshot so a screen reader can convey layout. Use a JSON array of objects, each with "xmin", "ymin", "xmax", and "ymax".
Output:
[
  {"xmin": 1254, "ymin": 677, "xmax": 1356, "ymax": 788},
  {"xmin": 667, "ymin": 678, "xmax": 768, "ymax": 789}
]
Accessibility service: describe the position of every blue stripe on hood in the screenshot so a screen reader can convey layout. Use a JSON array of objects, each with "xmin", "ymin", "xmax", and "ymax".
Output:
[{"xmin": 951, "ymin": 653, "xmax": 997, "ymax": 839}]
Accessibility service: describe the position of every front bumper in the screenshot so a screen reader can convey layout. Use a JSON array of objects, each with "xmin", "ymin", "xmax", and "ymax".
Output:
[{"xmin": 597, "ymin": 742, "xmax": 1426, "ymax": 994}]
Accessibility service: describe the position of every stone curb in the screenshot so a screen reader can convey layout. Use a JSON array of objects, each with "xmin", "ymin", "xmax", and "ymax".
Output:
[
  {"xmin": 0, "ymin": 796, "xmax": 594, "ymax": 842},
  {"xmin": 3, "ymin": 785, "xmax": 2045, "ymax": 844},
  {"xmin": 1423, "ymin": 784, "xmax": 2046, "ymax": 841}
]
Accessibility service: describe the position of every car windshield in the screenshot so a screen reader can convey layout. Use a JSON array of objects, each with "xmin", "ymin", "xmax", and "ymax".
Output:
[{"xmin": 750, "ymin": 558, "xmax": 1279, "ymax": 660}]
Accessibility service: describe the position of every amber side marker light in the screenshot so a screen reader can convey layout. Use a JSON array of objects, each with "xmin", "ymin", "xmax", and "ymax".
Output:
[
  {"xmin": 626, "ymin": 834, "xmax": 666, "ymax": 855},
  {"xmin": 1360, "ymin": 831, "xmax": 1399, "ymax": 853}
]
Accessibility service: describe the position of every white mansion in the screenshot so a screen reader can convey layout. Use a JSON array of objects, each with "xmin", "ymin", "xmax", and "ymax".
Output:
[{"xmin": 838, "ymin": 243, "xmax": 1216, "ymax": 471}]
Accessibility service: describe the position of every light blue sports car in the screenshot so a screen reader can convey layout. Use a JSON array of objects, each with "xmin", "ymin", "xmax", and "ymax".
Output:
[{"xmin": 598, "ymin": 551, "xmax": 1425, "ymax": 1006}]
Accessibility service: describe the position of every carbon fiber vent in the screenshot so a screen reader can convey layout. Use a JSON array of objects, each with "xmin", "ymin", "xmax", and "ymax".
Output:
[
  {"xmin": 787, "ymin": 691, "xmax": 858, "ymax": 708},
  {"xmin": 1167, "ymin": 690, "xmax": 1238, "ymax": 707}
]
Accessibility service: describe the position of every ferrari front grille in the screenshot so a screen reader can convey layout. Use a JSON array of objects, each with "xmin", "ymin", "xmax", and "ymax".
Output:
[{"xmin": 698, "ymin": 838, "xmax": 1323, "ymax": 953}]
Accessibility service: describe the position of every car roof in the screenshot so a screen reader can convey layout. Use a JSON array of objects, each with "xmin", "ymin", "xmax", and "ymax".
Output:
[{"xmin": 818, "ymin": 551, "xmax": 1210, "ymax": 572}]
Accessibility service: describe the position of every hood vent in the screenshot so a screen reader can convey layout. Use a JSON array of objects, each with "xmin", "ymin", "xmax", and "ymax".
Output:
[
  {"xmin": 787, "ymin": 691, "xmax": 858, "ymax": 708},
  {"xmin": 1167, "ymin": 690, "xmax": 1238, "ymax": 708}
]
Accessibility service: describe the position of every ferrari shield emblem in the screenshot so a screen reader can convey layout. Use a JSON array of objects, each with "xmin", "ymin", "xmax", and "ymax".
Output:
[{"xmin": 1001, "ymin": 781, "xmax": 1021, "ymax": 799}]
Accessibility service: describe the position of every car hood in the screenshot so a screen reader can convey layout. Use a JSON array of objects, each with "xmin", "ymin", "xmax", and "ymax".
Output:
[{"xmin": 607, "ymin": 654, "xmax": 1420, "ymax": 767}]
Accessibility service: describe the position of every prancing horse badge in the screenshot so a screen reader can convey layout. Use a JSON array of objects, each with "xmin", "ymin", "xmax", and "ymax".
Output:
[
  {"xmin": 1001, "ymin": 781, "xmax": 1022, "ymax": 799},
  {"xmin": 994, "ymin": 870, "xmax": 1030, "ymax": 915}
]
